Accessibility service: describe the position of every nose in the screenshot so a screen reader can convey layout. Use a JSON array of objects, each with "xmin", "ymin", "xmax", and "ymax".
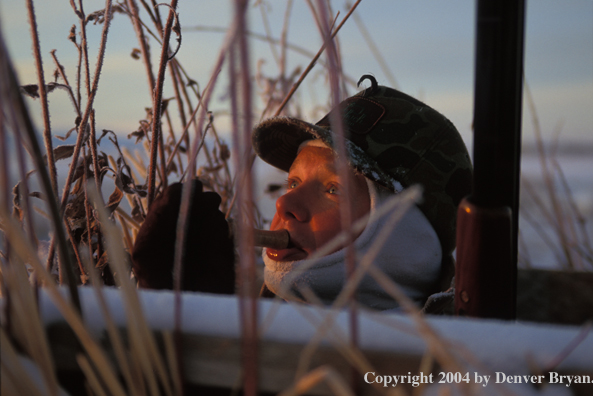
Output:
[{"xmin": 275, "ymin": 189, "xmax": 309, "ymax": 223}]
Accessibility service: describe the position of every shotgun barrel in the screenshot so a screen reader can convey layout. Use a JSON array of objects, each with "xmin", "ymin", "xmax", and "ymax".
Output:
[{"xmin": 455, "ymin": 0, "xmax": 525, "ymax": 320}]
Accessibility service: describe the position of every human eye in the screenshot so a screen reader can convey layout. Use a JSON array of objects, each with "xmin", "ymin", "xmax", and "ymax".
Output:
[
  {"xmin": 286, "ymin": 178, "xmax": 299, "ymax": 190},
  {"xmin": 327, "ymin": 184, "xmax": 340, "ymax": 195}
]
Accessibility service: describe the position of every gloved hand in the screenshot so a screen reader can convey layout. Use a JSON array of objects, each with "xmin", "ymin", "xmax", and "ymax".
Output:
[{"xmin": 131, "ymin": 180, "xmax": 235, "ymax": 294}]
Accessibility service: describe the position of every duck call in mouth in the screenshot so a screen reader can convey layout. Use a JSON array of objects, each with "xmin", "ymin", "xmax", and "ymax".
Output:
[{"xmin": 252, "ymin": 229, "xmax": 290, "ymax": 250}]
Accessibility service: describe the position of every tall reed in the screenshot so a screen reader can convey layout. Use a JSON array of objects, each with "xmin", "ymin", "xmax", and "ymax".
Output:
[{"xmin": 519, "ymin": 81, "xmax": 593, "ymax": 271}]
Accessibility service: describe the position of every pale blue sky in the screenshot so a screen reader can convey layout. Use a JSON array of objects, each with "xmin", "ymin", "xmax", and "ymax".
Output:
[{"xmin": 1, "ymin": 0, "xmax": 592, "ymax": 149}]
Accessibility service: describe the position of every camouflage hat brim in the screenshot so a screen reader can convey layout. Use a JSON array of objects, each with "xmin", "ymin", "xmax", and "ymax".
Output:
[
  {"xmin": 252, "ymin": 116, "xmax": 404, "ymax": 192},
  {"xmin": 251, "ymin": 116, "xmax": 320, "ymax": 173}
]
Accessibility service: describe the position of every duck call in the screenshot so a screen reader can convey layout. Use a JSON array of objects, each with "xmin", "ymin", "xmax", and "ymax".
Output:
[{"xmin": 252, "ymin": 229, "xmax": 290, "ymax": 249}]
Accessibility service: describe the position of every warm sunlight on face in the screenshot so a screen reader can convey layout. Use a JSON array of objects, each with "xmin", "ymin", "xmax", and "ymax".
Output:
[{"xmin": 266, "ymin": 146, "xmax": 370, "ymax": 262}]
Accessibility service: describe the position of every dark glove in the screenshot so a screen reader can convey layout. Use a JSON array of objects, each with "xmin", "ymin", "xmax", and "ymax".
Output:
[{"xmin": 131, "ymin": 180, "xmax": 235, "ymax": 294}]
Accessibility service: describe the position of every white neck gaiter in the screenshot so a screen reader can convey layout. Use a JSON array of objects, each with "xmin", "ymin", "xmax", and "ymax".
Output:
[{"xmin": 263, "ymin": 181, "xmax": 442, "ymax": 311}]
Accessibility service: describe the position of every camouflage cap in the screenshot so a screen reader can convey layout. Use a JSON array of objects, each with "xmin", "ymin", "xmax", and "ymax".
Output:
[{"xmin": 252, "ymin": 75, "xmax": 472, "ymax": 256}]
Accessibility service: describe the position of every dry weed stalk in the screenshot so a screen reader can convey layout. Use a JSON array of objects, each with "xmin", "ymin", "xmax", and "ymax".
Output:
[
  {"xmin": 280, "ymin": 365, "xmax": 356, "ymax": 396},
  {"xmin": 146, "ymin": 0, "xmax": 179, "ymax": 207},
  {"xmin": 26, "ymin": 0, "xmax": 58, "ymax": 196},
  {"xmin": 312, "ymin": 2, "xmax": 363, "ymax": 391},
  {"xmin": 1, "ymin": 17, "xmax": 80, "ymax": 311},
  {"xmin": 521, "ymin": 81, "xmax": 593, "ymax": 271}
]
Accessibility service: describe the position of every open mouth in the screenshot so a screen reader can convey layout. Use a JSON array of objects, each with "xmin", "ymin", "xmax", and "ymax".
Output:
[
  {"xmin": 266, "ymin": 247, "xmax": 307, "ymax": 261},
  {"xmin": 266, "ymin": 231, "xmax": 307, "ymax": 261}
]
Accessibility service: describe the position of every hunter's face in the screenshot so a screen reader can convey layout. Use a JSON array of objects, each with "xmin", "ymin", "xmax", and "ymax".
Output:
[{"xmin": 267, "ymin": 146, "xmax": 370, "ymax": 262}]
